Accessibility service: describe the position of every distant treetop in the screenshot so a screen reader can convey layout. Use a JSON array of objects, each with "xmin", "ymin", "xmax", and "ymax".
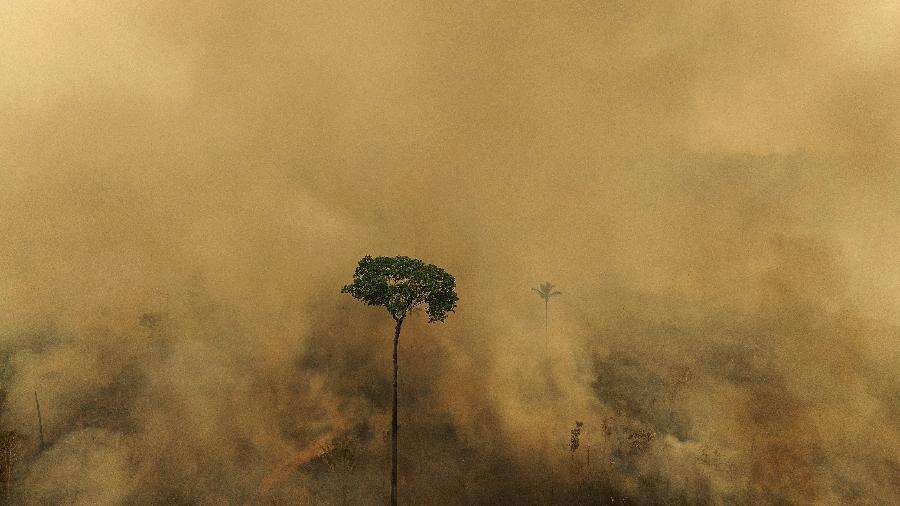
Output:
[{"xmin": 533, "ymin": 282, "xmax": 561, "ymax": 301}]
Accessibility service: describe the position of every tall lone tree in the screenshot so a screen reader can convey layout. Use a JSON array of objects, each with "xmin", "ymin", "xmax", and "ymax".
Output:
[
  {"xmin": 342, "ymin": 255, "xmax": 458, "ymax": 506},
  {"xmin": 533, "ymin": 282, "xmax": 561, "ymax": 358}
]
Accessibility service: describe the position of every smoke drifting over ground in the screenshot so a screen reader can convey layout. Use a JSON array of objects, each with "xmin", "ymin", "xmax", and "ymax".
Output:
[{"xmin": 1, "ymin": 1, "xmax": 897, "ymax": 504}]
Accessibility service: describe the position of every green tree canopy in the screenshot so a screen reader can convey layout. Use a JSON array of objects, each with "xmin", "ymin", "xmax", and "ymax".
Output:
[{"xmin": 341, "ymin": 255, "xmax": 458, "ymax": 322}]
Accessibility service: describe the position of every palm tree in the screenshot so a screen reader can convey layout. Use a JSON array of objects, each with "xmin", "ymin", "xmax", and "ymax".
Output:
[{"xmin": 533, "ymin": 282, "xmax": 561, "ymax": 357}]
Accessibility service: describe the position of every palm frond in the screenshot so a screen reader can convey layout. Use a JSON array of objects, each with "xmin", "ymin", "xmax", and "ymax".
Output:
[{"xmin": 533, "ymin": 282, "xmax": 563, "ymax": 301}]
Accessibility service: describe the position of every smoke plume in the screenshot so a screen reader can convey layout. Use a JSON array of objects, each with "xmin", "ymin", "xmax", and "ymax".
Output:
[{"xmin": 1, "ymin": 1, "xmax": 897, "ymax": 504}]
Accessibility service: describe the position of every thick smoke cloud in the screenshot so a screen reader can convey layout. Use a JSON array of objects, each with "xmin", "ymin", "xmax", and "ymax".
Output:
[{"xmin": 0, "ymin": 1, "xmax": 897, "ymax": 504}]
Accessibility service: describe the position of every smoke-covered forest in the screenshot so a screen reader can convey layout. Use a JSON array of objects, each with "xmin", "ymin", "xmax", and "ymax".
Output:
[{"xmin": 1, "ymin": 2, "xmax": 898, "ymax": 504}]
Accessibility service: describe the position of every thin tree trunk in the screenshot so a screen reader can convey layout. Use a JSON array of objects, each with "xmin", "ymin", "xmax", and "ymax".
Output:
[
  {"xmin": 34, "ymin": 392, "xmax": 44, "ymax": 451},
  {"xmin": 2, "ymin": 447, "xmax": 9, "ymax": 499},
  {"xmin": 545, "ymin": 299, "xmax": 550, "ymax": 360},
  {"xmin": 391, "ymin": 317, "xmax": 402, "ymax": 506}
]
